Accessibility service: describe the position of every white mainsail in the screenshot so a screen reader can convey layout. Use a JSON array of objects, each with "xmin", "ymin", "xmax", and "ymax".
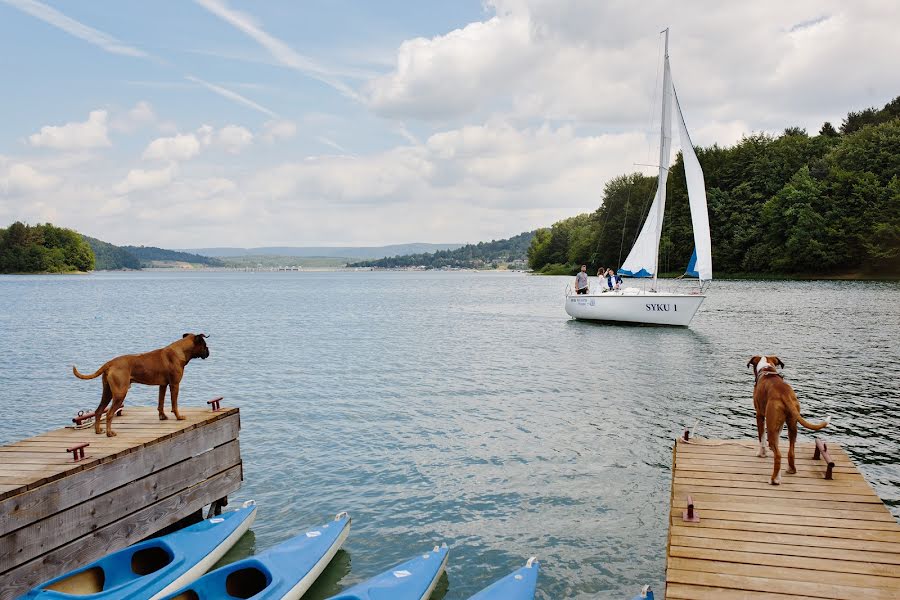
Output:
[{"xmin": 620, "ymin": 39, "xmax": 672, "ymax": 280}]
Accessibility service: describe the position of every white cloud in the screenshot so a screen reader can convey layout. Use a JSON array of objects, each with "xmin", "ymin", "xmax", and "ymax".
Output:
[
  {"xmin": 110, "ymin": 101, "xmax": 156, "ymax": 133},
  {"xmin": 262, "ymin": 119, "xmax": 297, "ymax": 143},
  {"xmin": 142, "ymin": 134, "xmax": 201, "ymax": 162},
  {"xmin": 217, "ymin": 125, "xmax": 253, "ymax": 154},
  {"xmin": 365, "ymin": 0, "xmax": 900, "ymax": 141},
  {"xmin": 28, "ymin": 110, "xmax": 111, "ymax": 151},
  {"xmin": 113, "ymin": 164, "xmax": 177, "ymax": 194},
  {"xmin": 0, "ymin": 162, "xmax": 61, "ymax": 195},
  {"xmin": 196, "ymin": 124, "xmax": 215, "ymax": 146}
]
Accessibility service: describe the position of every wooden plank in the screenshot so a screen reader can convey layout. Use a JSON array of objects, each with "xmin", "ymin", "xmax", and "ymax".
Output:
[
  {"xmin": 666, "ymin": 568, "xmax": 897, "ymax": 600},
  {"xmin": 673, "ymin": 461, "xmax": 862, "ymax": 480},
  {"xmin": 677, "ymin": 444, "xmax": 851, "ymax": 458},
  {"xmin": 675, "ymin": 450, "xmax": 853, "ymax": 466},
  {"xmin": 674, "ymin": 462, "xmax": 858, "ymax": 478},
  {"xmin": 668, "ymin": 556, "xmax": 900, "ymax": 589},
  {"xmin": 670, "ymin": 516, "xmax": 900, "ymax": 543},
  {"xmin": 671, "ymin": 468, "xmax": 861, "ymax": 485},
  {"xmin": 0, "ymin": 412, "xmax": 239, "ymax": 535},
  {"xmin": 670, "ymin": 524, "xmax": 900, "ymax": 554},
  {"xmin": 670, "ymin": 533, "xmax": 900, "ymax": 564},
  {"xmin": 679, "ymin": 508, "xmax": 900, "ymax": 531},
  {"xmin": 666, "ymin": 582, "xmax": 820, "ymax": 600},
  {"xmin": 0, "ymin": 440, "xmax": 241, "ymax": 573},
  {"xmin": 676, "ymin": 440, "xmax": 844, "ymax": 455},
  {"xmin": 673, "ymin": 474, "xmax": 873, "ymax": 493},
  {"xmin": 672, "ymin": 482, "xmax": 879, "ymax": 503},
  {"xmin": 672, "ymin": 497, "xmax": 896, "ymax": 524},
  {"xmin": 0, "ymin": 464, "xmax": 242, "ymax": 600},
  {"xmin": 670, "ymin": 545, "xmax": 900, "ymax": 577}
]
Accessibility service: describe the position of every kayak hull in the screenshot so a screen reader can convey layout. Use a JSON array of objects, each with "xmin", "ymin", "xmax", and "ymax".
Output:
[
  {"xmin": 328, "ymin": 544, "xmax": 448, "ymax": 600},
  {"xmin": 467, "ymin": 558, "xmax": 539, "ymax": 600},
  {"xmin": 20, "ymin": 504, "xmax": 257, "ymax": 600},
  {"xmin": 161, "ymin": 512, "xmax": 351, "ymax": 600}
]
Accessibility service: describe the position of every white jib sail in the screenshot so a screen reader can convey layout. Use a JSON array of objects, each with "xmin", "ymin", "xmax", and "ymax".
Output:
[
  {"xmin": 674, "ymin": 88, "xmax": 713, "ymax": 281},
  {"xmin": 619, "ymin": 54, "xmax": 672, "ymax": 279}
]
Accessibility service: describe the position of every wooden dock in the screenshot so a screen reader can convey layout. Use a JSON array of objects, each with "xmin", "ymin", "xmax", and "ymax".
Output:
[
  {"xmin": 666, "ymin": 437, "xmax": 900, "ymax": 600},
  {"xmin": 0, "ymin": 406, "xmax": 242, "ymax": 599}
]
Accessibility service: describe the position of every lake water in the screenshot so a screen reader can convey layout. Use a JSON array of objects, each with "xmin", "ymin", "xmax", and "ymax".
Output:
[{"xmin": 1, "ymin": 271, "xmax": 898, "ymax": 599}]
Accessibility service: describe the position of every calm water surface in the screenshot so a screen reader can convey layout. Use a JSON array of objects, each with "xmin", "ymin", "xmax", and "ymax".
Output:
[{"xmin": 1, "ymin": 272, "xmax": 898, "ymax": 599}]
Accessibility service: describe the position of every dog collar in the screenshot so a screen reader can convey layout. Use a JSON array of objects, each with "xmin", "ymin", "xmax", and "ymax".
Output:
[{"xmin": 754, "ymin": 369, "xmax": 784, "ymax": 385}]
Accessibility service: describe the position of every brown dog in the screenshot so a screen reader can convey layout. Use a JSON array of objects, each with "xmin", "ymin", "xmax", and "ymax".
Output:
[
  {"xmin": 747, "ymin": 355, "xmax": 830, "ymax": 484},
  {"xmin": 73, "ymin": 334, "xmax": 210, "ymax": 437}
]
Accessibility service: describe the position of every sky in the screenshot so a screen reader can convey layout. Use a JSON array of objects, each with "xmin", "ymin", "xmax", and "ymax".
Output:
[{"xmin": 1, "ymin": 0, "xmax": 899, "ymax": 248}]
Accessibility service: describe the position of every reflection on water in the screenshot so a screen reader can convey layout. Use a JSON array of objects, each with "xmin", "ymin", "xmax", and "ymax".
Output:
[{"xmin": 0, "ymin": 272, "xmax": 898, "ymax": 599}]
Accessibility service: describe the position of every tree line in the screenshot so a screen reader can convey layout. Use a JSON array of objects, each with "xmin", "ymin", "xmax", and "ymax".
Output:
[
  {"xmin": 528, "ymin": 96, "xmax": 900, "ymax": 277},
  {"xmin": 0, "ymin": 222, "xmax": 94, "ymax": 273},
  {"xmin": 351, "ymin": 231, "xmax": 534, "ymax": 269}
]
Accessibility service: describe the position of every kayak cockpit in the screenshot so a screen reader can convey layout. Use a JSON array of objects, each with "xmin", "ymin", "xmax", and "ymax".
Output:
[
  {"xmin": 45, "ymin": 567, "xmax": 105, "ymax": 594},
  {"xmin": 225, "ymin": 565, "xmax": 272, "ymax": 598},
  {"xmin": 44, "ymin": 542, "xmax": 175, "ymax": 594}
]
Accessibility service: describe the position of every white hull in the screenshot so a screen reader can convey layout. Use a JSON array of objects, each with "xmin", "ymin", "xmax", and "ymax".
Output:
[{"xmin": 565, "ymin": 291, "xmax": 705, "ymax": 326}]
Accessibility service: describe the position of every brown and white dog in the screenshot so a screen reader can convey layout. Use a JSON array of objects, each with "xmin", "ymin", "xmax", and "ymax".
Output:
[
  {"xmin": 73, "ymin": 334, "xmax": 210, "ymax": 437},
  {"xmin": 747, "ymin": 355, "xmax": 830, "ymax": 485}
]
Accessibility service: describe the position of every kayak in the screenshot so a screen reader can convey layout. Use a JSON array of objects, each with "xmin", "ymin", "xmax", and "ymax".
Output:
[
  {"xmin": 467, "ymin": 557, "xmax": 539, "ymax": 599},
  {"xmin": 20, "ymin": 501, "xmax": 257, "ymax": 600},
  {"xmin": 328, "ymin": 543, "xmax": 448, "ymax": 600},
  {"xmin": 160, "ymin": 511, "xmax": 351, "ymax": 600}
]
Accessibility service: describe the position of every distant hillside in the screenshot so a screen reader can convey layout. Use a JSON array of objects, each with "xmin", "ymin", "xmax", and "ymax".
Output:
[
  {"xmin": 83, "ymin": 236, "xmax": 141, "ymax": 270},
  {"xmin": 122, "ymin": 246, "xmax": 225, "ymax": 267},
  {"xmin": 350, "ymin": 231, "xmax": 535, "ymax": 269},
  {"xmin": 185, "ymin": 243, "xmax": 463, "ymax": 259}
]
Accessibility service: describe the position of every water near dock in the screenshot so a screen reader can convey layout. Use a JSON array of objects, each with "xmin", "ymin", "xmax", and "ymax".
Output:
[{"xmin": 0, "ymin": 271, "xmax": 898, "ymax": 599}]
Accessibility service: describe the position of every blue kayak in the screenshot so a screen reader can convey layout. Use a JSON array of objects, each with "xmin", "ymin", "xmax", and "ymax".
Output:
[
  {"xmin": 20, "ymin": 502, "xmax": 257, "ymax": 600},
  {"xmin": 467, "ymin": 557, "xmax": 539, "ymax": 599},
  {"xmin": 160, "ymin": 511, "xmax": 351, "ymax": 600},
  {"xmin": 328, "ymin": 543, "xmax": 448, "ymax": 600}
]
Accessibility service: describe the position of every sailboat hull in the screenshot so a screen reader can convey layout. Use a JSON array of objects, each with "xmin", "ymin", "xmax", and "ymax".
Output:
[{"xmin": 565, "ymin": 292, "xmax": 705, "ymax": 326}]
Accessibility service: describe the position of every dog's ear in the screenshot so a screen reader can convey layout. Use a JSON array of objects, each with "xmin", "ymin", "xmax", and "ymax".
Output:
[
  {"xmin": 771, "ymin": 356, "xmax": 785, "ymax": 368},
  {"xmin": 747, "ymin": 356, "xmax": 761, "ymax": 369},
  {"xmin": 183, "ymin": 333, "xmax": 192, "ymax": 338}
]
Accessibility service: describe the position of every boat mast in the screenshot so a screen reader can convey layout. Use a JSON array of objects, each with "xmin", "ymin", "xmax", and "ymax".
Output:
[{"xmin": 653, "ymin": 28, "xmax": 671, "ymax": 290}]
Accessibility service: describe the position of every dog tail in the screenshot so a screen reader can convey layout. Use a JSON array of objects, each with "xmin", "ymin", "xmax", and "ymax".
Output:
[
  {"xmin": 788, "ymin": 395, "xmax": 830, "ymax": 431},
  {"xmin": 73, "ymin": 364, "xmax": 106, "ymax": 380}
]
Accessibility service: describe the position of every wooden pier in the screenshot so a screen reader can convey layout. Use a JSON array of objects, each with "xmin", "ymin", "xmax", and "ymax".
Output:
[
  {"xmin": 666, "ymin": 437, "xmax": 900, "ymax": 599},
  {"xmin": 0, "ymin": 405, "xmax": 242, "ymax": 599}
]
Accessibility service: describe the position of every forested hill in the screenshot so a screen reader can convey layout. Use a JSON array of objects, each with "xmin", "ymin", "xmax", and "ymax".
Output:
[
  {"xmin": 351, "ymin": 231, "xmax": 535, "ymax": 269},
  {"xmin": 84, "ymin": 236, "xmax": 142, "ymax": 270},
  {"xmin": 0, "ymin": 222, "xmax": 94, "ymax": 273},
  {"xmin": 121, "ymin": 246, "xmax": 224, "ymax": 267},
  {"xmin": 528, "ymin": 96, "xmax": 900, "ymax": 277}
]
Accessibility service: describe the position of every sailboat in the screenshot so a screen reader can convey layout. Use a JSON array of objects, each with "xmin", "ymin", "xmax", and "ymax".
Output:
[{"xmin": 565, "ymin": 29, "xmax": 712, "ymax": 327}]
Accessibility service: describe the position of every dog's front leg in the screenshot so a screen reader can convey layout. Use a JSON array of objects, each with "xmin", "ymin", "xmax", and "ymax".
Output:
[
  {"xmin": 170, "ymin": 382, "xmax": 185, "ymax": 420},
  {"xmin": 158, "ymin": 385, "xmax": 168, "ymax": 420},
  {"xmin": 756, "ymin": 413, "xmax": 766, "ymax": 457}
]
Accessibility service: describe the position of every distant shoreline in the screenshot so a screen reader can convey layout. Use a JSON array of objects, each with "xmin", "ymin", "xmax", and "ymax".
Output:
[{"xmin": 4, "ymin": 268, "xmax": 897, "ymax": 281}]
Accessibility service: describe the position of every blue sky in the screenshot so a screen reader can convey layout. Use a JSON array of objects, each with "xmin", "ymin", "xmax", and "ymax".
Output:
[{"xmin": 2, "ymin": 1, "xmax": 899, "ymax": 247}]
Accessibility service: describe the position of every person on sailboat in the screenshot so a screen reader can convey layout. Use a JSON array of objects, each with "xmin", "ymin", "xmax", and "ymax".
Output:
[
  {"xmin": 597, "ymin": 266, "xmax": 607, "ymax": 292},
  {"xmin": 575, "ymin": 265, "xmax": 589, "ymax": 294}
]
